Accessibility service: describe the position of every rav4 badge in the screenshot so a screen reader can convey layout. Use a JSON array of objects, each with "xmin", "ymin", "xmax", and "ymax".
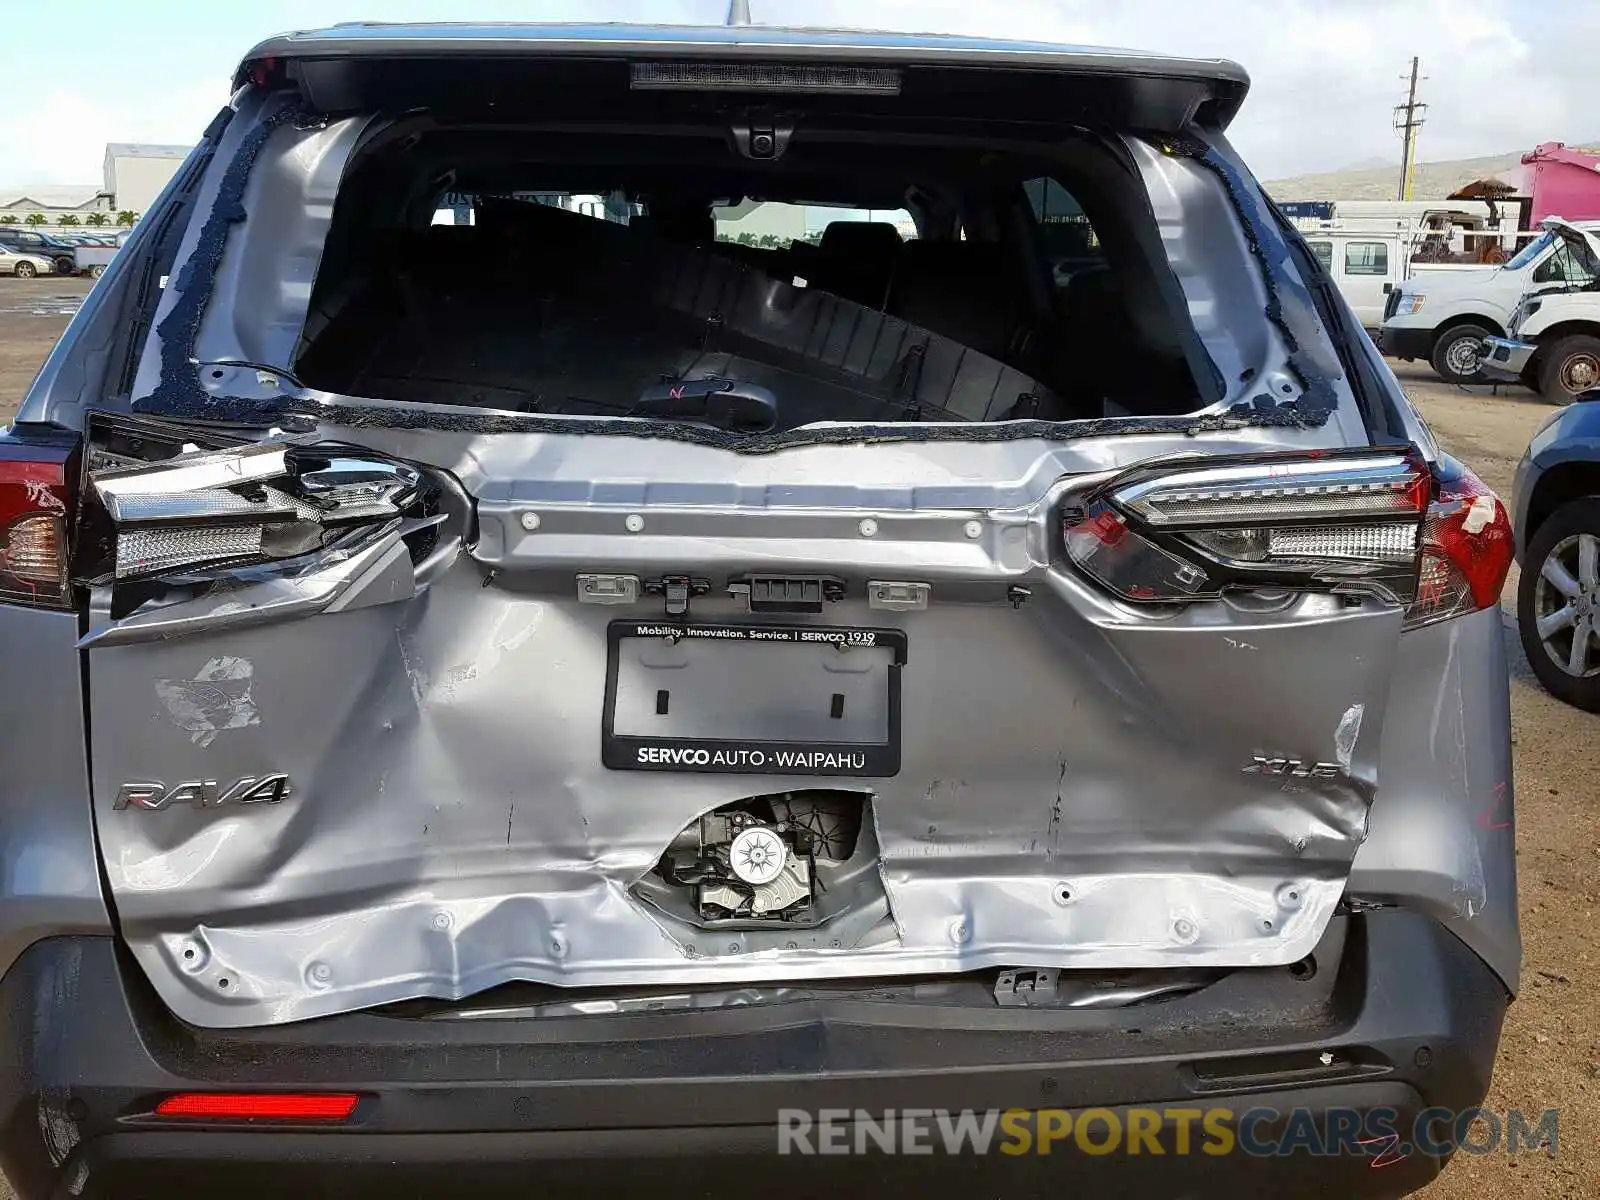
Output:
[{"xmin": 113, "ymin": 774, "xmax": 293, "ymax": 811}]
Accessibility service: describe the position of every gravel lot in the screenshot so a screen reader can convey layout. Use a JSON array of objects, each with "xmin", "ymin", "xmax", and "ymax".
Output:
[{"xmin": 0, "ymin": 276, "xmax": 1595, "ymax": 1198}]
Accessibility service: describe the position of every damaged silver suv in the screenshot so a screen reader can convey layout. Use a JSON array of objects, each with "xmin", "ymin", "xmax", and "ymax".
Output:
[{"xmin": 0, "ymin": 22, "xmax": 1518, "ymax": 1200}]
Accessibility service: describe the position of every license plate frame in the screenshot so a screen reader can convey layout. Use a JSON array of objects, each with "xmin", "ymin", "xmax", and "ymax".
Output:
[{"xmin": 601, "ymin": 620, "xmax": 907, "ymax": 776}]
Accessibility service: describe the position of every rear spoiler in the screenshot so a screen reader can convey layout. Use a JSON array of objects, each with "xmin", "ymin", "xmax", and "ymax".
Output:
[{"xmin": 235, "ymin": 23, "xmax": 1250, "ymax": 132}]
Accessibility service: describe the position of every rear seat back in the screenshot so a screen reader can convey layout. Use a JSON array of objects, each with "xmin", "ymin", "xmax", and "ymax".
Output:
[
  {"xmin": 810, "ymin": 221, "xmax": 903, "ymax": 308},
  {"xmin": 887, "ymin": 240, "xmax": 1030, "ymax": 362}
]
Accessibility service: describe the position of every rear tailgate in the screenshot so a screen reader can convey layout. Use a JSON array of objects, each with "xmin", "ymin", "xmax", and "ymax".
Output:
[
  {"xmin": 77, "ymin": 422, "xmax": 1427, "ymax": 1027},
  {"xmin": 67, "ymin": 29, "xmax": 1432, "ymax": 1028}
]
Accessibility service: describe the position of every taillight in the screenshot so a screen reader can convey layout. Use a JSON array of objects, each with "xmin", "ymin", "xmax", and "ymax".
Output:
[
  {"xmin": 1062, "ymin": 447, "xmax": 1511, "ymax": 629},
  {"xmin": 0, "ymin": 438, "xmax": 77, "ymax": 610},
  {"xmin": 1405, "ymin": 459, "xmax": 1514, "ymax": 629},
  {"xmin": 1063, "ymin": 449, "xmax": 1431, "ymax": 605},
  {"xmin": 153, "ymin": 1092, "xmax": 360, "ymax": 1121}
]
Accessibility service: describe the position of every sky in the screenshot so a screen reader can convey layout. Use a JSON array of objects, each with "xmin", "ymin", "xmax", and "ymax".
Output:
[{"xmin": 3, "ymin": 0, "xmax": 1597, "ymax": 190}]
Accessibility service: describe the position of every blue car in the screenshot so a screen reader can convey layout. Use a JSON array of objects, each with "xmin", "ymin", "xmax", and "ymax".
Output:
[{"xmin": 1514, "ymin": 393, "xmax": 1600, "ymax": 709}]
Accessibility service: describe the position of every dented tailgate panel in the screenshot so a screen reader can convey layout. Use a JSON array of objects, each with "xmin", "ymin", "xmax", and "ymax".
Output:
[{"xmin": 84, "ymin": 431, "xmax": 1402, "ymax": 1028}]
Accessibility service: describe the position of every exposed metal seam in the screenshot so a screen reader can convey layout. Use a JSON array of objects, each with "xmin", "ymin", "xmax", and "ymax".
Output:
[{"xmin": 1160, "ymin": 135, "xmax": 1341, "ymax": 426}]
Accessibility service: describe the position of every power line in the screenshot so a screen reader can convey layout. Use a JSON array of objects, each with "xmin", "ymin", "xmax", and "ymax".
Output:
[{"xmin": 1393, "ymin": 57, "xmax": 1428, "ymax": 201}]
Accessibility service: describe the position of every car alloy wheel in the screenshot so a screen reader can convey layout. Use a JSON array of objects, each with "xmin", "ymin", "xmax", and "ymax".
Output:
[{"xmin": 1532, "ymin": 531, "xmax": 1600, "ymax": 678}]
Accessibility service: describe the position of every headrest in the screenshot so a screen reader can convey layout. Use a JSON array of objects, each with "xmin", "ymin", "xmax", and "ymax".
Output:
[{"xmin": 818, "ymin": 220, "xmax": 903, "ymax": 259}]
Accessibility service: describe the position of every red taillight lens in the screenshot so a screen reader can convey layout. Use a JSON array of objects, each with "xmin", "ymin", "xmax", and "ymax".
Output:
[
  {"xmin": 1405, "ymin": 463, "xmax": 1513, "ymax": 629},
  {"xmin": 153, "ymin": 1092, "xmax": 359, "ymax": 1121},
  {"xmin": 0, "ymin": 450, "xmax": 75, "ymax": 609}
]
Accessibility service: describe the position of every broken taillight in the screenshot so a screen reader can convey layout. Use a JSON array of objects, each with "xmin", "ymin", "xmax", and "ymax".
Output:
[
  {"xmin": 1063, "ymin": 447, "xmax": 1512, "ymax": 628},
  {"xmin": 1405, "ymin": 458, "xmax": 1514, "ymax": 629},
  {"xmin": 1064, "ymin": 449, "xmax": 1431, "ymax": 606},
  {"xmin": 0, "ymin": 437, "xmax": 77, "ymax": 610}
]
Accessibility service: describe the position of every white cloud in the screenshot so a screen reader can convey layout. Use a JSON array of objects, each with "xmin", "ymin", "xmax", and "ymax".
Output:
[
  {"xmin": 763, "ymin": 0, "xmax": 1600, "ymax": 178},
  {"xmin": 4, "ymin": 1, "xmax": 1597, "ymax": 187},
  {"xmin": 0, "ymin": 79, "xmax": 228, "ymax": 187}
]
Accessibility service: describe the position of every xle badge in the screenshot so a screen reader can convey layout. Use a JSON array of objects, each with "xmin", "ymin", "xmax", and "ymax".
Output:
[
  {"xmin": 1241, "ymin": 757, "xmax": 1341, "ymax": 779},
  {"xmin": 113, "ymin": 774, "xmax": 294, "ymax": 811}
]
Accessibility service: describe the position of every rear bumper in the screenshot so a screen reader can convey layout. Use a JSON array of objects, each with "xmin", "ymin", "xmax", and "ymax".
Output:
[
  {"xmin": 1378, "ymin": 324, "xmax": 1434, "ymax": 361},
  {"xmin": 0, "ymin": 911, "xmax": 1509, "ymax": 1199},
  {"xmin": 1481, "ymin": 336, "xmax": 1535, "ymax": 382}
]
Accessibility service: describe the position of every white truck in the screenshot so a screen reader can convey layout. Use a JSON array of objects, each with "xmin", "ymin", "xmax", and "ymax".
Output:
[
  {"xmin": 1479, "ymin": 219, "xmax": 1600, "ymax": 403},
  {"xmin": 1380, "ymin": 218, "xmax": 1600, "ymax": 385},
  {"xmin": 1290, "ymin": 200, "xmax": 1521, "ymax": 334}
]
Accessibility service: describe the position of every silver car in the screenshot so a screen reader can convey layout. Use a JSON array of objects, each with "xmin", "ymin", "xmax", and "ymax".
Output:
[
  {"xmin": 0, "ymin": 22, "xmax": 1518, "ymax": 1199},
  {"xmin": 0, "ymin": 244, "xmax": 53, "ymax": 278}
]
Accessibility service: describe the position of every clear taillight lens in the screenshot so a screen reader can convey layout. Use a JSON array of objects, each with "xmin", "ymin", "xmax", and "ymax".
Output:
[
  {"xmin": 1116, "ymin": 453, "xmax": 1430, "ymax": 527},
  {"xmin": 0, "ymin": 448, "xmax": 76, "ymax": 609},
  {"xmin": 1064, "ymin": 449, "xmax": 1431, "ymax": 605}
]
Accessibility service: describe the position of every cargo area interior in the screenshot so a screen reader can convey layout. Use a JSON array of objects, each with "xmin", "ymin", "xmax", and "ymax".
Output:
[{"xmin": 290, "ymin": 99, "xmax": 1219, "ymax": 429}]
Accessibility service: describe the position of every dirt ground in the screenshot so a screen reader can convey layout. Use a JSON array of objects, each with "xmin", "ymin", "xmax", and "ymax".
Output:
[{"xmin": 0, "ymin": 276, "xmax": 1596, "ymax": 1198}]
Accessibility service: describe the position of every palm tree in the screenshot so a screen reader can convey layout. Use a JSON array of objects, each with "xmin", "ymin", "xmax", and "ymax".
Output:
[
  {"xmin": 0, "ymin": 215, "xmax": 16, "ymax": 225},
  {"xmin": 116, "ymin": 211, "xmax": 138, "ymax": 228},
  {"xmin": 24, "ymin": 213, "xmax": 46, "ymax": 227},
  {"xmin": 84, "ymin": 212, "xmax": 108, "ymax": 227},
  {"xmin": 58, "ymin": 214, "xmax": 80, "ymax": 227}
]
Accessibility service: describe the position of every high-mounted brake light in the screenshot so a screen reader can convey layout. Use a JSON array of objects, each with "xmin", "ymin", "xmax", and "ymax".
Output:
[
  {"xmin": 631, "ymin": 62, "xmax": 902, "ymax": 95},
  {"xmin": 154, "ymin": 1092, "xmax": 359, "ymax": 1121},
  {"xmin": 0, "ymin": 441, "xmax": 77, "ymax": 610},
  {"xmin": 1064, "ymin": 449, "xmax": 1430, "ymax": 605}
]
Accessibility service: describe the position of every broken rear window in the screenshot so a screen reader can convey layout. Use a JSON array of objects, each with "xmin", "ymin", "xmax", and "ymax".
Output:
[{"xmin": 287, "ymin": 118, "xmax": 1220, "ymax": 432}]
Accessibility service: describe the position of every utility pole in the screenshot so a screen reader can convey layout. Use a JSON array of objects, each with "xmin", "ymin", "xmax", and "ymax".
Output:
[
  {"xmin": 726, "ymin": 0, "xmax": 752, "ymax": 24},
  {"xmin": 1393, "ymin": 57, "xmax": 1427, "ymax": 201}
]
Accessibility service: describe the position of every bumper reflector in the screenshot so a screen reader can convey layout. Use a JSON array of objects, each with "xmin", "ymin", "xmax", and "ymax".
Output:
[{"xmin": 154, "ymin": 1092, "xmax": 359, "ymax": 1121}]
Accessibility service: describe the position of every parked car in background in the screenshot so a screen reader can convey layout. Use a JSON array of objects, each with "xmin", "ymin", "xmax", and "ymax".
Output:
[
  {"xmin": 1381, "ymin": 218, "xmax": 1600, "ymax": 386},
  {"xmin": 0, "ymin": 245, "xmax": 53, "ymax": 278},
  {"xmin": 0, "ymin": 22, "xmax": 1519, "ymax": 1199},
  {"xmin": 0, "ymin": 228, "xmax": 77, "ymax": 276},
  {"xmin": 1512, "ymin": 394, "xmax": 1600, "ymax": 709},
  {"xmin": 72, "ymin": 227, "xmax": 133, "ymax": 279}
]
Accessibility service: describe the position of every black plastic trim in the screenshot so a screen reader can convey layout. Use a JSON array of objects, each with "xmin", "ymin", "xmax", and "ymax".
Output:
[{"xmin": 0, "ymin": 911, "xmax": 1508, "ymax": 1199}]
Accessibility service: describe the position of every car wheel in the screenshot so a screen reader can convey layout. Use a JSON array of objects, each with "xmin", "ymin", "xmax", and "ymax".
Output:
[
  {"xmin": 1536, "ymin": 334, "xmax": 1600, "ymax": 405},
  {"xmin": 13, "ymin": 260, "xmax": 36, "ymax": 279},
  {"xmin": 1518, "ymin": 497, "xmax": 1600, "ymax": 711},
  {"xmin": 1429, "ymin": 323, "xmax": 1490, "ymax": 384},
  {"xmin": 54, "ymin": 256, "xmax": 74, "ymax": 275},
  {"xmin": 88, "ymin": 264, "xmax": 105, "ymax": 279}
]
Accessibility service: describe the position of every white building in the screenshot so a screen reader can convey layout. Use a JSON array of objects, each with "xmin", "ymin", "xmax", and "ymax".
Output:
[
  {"xmin": 0, "ymin": 185, "xmax": 110, "ymax": 226},
  {"xmin": 0, "ymin": 144, "xmax": 191, "ymax": 231},
  {"xmin": 103, "ymin": 144, "xmax": 190, "ymax": 217}
]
